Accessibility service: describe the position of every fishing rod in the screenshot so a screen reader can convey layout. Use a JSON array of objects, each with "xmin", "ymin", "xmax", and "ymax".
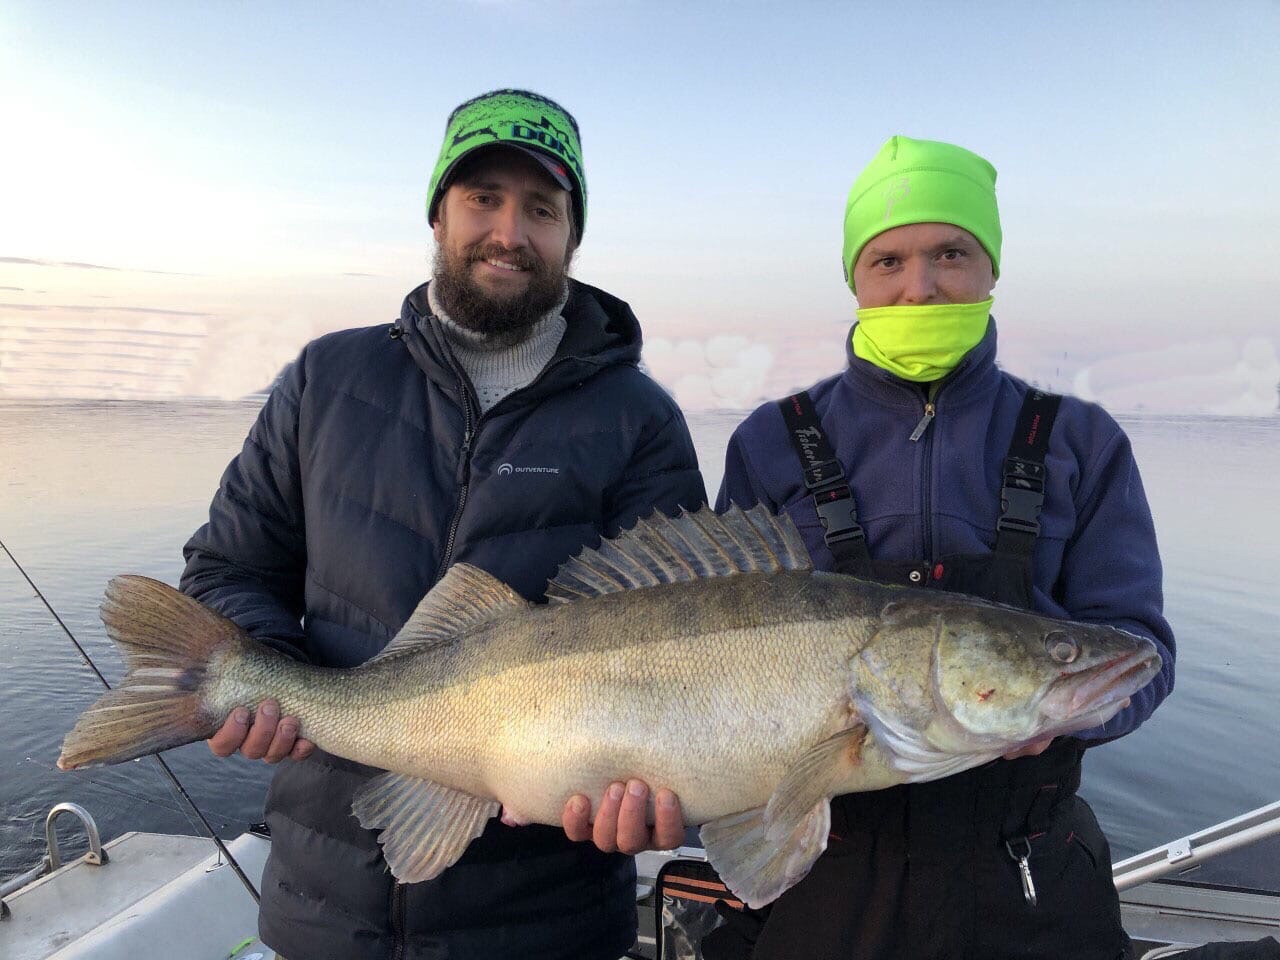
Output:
[
  {"xmin": 0, "ymin": 535, "xmax": 261, "ymax": 904},
  {"xmin": 20, "ymin": 755, "xmax": 254, "ymax": 828}
]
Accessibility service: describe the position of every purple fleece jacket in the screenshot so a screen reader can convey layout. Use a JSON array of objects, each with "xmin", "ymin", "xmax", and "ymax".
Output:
[{"xmin": 715, "ymin": 319, "xmax": 1174, "ymax": 742}]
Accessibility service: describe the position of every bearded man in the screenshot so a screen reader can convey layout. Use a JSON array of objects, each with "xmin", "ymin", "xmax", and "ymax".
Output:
[{"xmin": 185, "ymin": 89, "xmax": 705, "ymax": 960}]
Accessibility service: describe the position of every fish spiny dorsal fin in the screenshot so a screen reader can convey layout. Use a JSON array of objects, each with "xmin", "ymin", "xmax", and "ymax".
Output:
[
  {"xmin": 367, "ymin": 563, "xmax": 527, "ymax": 663},
  {"xmin": 705, "ymin": 503, "xmax": 786, "ymax": 572},
  {"xmin": 744, "ymin": 503, "xmax": 814, "ymax": 571},
  {"xmin": 545, "ymin": 504, "xmax": 812, "ymax": 603}
]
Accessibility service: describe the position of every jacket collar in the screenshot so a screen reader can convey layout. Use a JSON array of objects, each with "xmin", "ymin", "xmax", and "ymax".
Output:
[
  {"xmin": 840, "ymin": 315, "xmax": 1003, "ymax": 409},
  {"xmin": 395, "ymin": 278, "xmax": 643, "ymax": 410}
]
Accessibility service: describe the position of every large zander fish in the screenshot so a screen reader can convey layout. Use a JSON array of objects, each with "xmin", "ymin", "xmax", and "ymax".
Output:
[{"xmin": 59, "ymin": 505, "xmax": 1160, "ymax": 907}]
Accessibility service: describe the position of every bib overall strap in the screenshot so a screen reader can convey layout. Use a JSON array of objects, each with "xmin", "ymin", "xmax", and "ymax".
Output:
[
  {"xmin": 994, "ymin": 390, "xmax": 1062, "ymax": 561},
  {"xmin": 777, "ymin": 392, "xmax": 871, "ymax": 573}
]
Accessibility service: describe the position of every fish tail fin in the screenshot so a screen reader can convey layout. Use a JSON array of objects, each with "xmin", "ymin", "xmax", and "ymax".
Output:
[{"xmin": 58, "ymin": 575, "xmax": 246, "ymax": 769}]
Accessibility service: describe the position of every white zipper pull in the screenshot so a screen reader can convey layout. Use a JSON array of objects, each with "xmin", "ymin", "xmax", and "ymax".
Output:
[{"xmin": 909, "ymin": 402, "xmax": 936, "ymax": 442}]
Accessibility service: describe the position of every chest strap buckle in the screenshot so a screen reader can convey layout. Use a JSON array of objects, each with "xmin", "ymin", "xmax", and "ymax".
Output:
[
  {"xmin": 814, "ymin": 485, "xmax": 867, "ymax": 545},
  {"xmin": 998, "ymin": 457, "xmax": 1047, "ymax": 536}
]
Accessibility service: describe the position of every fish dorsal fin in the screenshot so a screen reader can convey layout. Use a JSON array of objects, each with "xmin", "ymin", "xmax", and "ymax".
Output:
[
  {"xmin": 546, "ymin": 504, "xmax": 812, "ymax": 603},
  {"xmin": 367, "ymin": 563, "xmax": 527, "ymax": 663}
]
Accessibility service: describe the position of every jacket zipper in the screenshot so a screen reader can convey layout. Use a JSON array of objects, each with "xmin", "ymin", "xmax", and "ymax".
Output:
[
  {"xmin": 435, "ymin": 417, "xmax": 474, "ymax": 581},
  {"xmin": 913, "ymin": 383, "xmax": 941, "ymax": 566},
  {"xmin": 908, "ymin": 399, "xmax": 936, "ymax": 442},
  {"xmin": 433, "ymin": 359, "xmax": 479, "ymax": 582}
]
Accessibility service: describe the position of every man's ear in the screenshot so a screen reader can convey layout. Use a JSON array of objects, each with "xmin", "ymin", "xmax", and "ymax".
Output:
[{"xmin": 980, "ymin": 248, "xmax": 997, "ymax": 297}]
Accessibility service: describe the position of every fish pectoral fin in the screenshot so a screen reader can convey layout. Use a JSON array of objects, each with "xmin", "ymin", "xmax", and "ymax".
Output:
[
  {"xmin": 763, "ymin": 724, "xmax": 867, "ymax": 841},
  {"xmin": 352, "ymin": 773, "xmax": 499, "ymax": 883},
  {"xmin": 700, "ymin": 799, "xmax": 830, "ymax": 910}
]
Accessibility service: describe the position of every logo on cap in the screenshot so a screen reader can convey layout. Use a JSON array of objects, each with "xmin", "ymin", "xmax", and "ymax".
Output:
[
  {"xmin": 883, "ymin": 177, "xmax": 911, "ymax": 221},
  {"xmin": 511, "ymin": 115, "xmax": 583, "ymax": 181}
]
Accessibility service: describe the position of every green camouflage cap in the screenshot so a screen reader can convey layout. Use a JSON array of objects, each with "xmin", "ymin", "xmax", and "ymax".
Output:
[{"xmin": 427, "ymin": 89, "xmax": 586, "ymax": 238}]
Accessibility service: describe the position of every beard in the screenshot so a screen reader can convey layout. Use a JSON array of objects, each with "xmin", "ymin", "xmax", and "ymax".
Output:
[{"xmin": 431, "ymin": 239, "xmax": 570, "ymax": 348}]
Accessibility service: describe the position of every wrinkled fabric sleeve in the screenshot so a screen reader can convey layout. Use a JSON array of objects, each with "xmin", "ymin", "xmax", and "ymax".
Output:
[
  {"xmin": 603, "ymin": 401, "xmax": 707, "ymax": 537},
  {"xmin": 179, "ymin": 350, "xmax": 309, "ymax": 663},
  {"xmin": 1060, "ymin": 426, "xmax": 1175, "ymax": 741}
]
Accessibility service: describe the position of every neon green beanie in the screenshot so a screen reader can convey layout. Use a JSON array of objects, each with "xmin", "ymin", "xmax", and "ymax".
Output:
[
  {"xmin": 841, "ymin": 136, "xmax": 1001, "ymax": 293},
  {"xmin": 427, "ymin": 89, "xmax": 587, "ymax": 239}
]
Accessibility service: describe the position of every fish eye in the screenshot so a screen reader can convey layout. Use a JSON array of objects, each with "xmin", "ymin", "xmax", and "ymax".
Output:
[{"xmin": 1045, "ymin": 632, "xmax": 1079, "ymax": 664}]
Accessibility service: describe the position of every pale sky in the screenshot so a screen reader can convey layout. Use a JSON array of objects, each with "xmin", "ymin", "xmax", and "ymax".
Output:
[{"xmin": 1, "ymin": 1, "xmax": 1277, "ymax": 409}]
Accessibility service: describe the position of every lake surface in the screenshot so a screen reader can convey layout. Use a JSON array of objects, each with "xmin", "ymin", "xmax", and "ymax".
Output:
[{"xmin": 2, "ymin": 400, "xmax": 1278, "ymax": 889}]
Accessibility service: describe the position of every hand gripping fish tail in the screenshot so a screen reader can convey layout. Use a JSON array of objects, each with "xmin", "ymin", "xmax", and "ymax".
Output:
[{"xmin": 57, "ymin": 504, "xmax": 1161, "ymax": 910}]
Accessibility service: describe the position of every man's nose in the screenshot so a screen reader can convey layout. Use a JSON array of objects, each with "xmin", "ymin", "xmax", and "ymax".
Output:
[
  {"xmin": 489, "ymin": 204, "xmax": 529, "ymax": 249},
  {"xmin": 900, "ymin": 258, "xmax": 937, "ymax": 304}
]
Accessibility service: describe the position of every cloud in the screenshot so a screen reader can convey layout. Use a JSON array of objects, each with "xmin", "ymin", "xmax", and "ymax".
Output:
[
  {"xmin": 643, "ymin": 336, "xmax": 777, "ymax": 410},
  {"xmin": 0, "ymin": 256, "xmax": 191, "ymax": 276},
  {"xmin": 1074, "ymin": 337, "xmax": 1280, "ymax": 416},
  {"xmin": 0, "ymin": 285, "xmax": 22, "ymax": 291},
  {"xmin": 0, "ymin": 302, "xmax": 213, "ymax": 318}
]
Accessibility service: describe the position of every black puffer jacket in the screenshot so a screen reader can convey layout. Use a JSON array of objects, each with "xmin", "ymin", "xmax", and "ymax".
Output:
[{"xmin": 181, "ymin": 279, "xmax": 706, "ymax": 960}]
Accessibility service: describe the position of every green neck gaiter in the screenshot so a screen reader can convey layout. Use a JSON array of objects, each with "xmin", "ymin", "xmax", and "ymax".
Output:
[{"xmin": 852, "ymin": 298, "xmax": 993, "ymax": 382}]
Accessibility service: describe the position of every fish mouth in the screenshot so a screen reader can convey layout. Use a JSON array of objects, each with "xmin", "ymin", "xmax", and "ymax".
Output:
[{"xmin": 1041, "ymin": 647, "xmax": 1160, "ymax": 724}]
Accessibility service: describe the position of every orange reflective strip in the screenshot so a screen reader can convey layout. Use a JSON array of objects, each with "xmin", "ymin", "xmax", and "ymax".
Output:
[
  {"xmin": 664, "ymin": 875, "xmax": 731, "ymax": 893},
  {"xmin": 665, "ymin": 888, "xmax": 744, "ymax": 908}
]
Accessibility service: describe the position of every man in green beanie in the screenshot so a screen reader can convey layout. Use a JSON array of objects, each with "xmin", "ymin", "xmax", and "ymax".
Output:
[
  {"xmin": 188, "ymin": 88, "xmax": 703, "ymax": 960},
  {"xmin": 705, "ymin": 135, "xmax": 1175, "ymax": 958}
]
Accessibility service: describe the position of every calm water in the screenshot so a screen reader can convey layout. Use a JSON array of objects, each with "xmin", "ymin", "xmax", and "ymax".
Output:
[{"xmin": 2, "ymin": 400, "xmax": 1278, "ymax": 888}]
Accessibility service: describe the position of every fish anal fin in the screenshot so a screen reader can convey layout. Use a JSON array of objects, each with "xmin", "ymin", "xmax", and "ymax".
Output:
[
  {"xmin": 700, "ymin": 800, "xmax": 830, "ymax": 909},
  {"xmin": 352, "ymin": 773, "xmax": 499, "ymax": 883},
  {"xmin": 368, "ymin": 564, "xmax": 526, "ymax": 663},
  {"xmin": 764, "ymin": 723, "xmax": 867, "ymax": 842}
]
